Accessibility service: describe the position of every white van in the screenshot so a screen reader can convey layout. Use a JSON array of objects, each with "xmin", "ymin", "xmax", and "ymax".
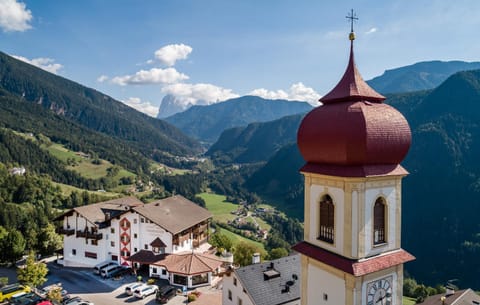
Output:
[
  {"xmin": 101, "ymin": 265, "xmax": 123, "ymax": 278},
  {"xmin": 94, "ymin": 261, "xmax": 117, "ymax": 275}
]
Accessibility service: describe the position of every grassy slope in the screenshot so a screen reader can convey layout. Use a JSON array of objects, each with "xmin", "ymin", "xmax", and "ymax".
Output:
[
  {"xmin": 46, "ymin": 143, "xmax": 135, "ymax": 180},
  {"xmin": 217, "ymin": 227, "xmax": 265, "ymax": 251},
  {"xmin": 198, "ymin": 192, "xmax": 266, "ymax": 251},
  {"xmin": 403, "ymin": 297, "xmax": 416, "ymax": 305}
]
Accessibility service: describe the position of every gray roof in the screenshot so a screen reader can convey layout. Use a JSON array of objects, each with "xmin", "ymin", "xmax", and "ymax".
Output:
[
  {"xmin": 133, "ymin": 195, "xmax": 212, "ymax": 235},
  {"xmin": 420, "ymin": 289, "xmax": 480, "ymax": 305},
  {"xmin": 234, "ymin": 254, "xmax": 301, "ymax": 305}
]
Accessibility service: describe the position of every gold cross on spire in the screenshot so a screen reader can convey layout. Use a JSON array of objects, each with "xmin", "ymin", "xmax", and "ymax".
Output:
[{"xmin": 346, "ymin": 9, "xmax": 358, "ymax": 40}]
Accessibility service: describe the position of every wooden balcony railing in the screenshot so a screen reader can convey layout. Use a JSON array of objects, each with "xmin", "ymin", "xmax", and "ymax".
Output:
[
  {"xmin": 76, "ymin": 231, "xmax": 103, "ymax": 240},
  {"xmin": 56, "ymin": 227, "xmax": 75, "ymax": 236}
]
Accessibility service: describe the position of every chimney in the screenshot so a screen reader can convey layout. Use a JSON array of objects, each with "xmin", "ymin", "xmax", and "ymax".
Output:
[
  {"xmin": 445, "ymin": 285, "xmax": 455, "ymax": 296},
  {"xmin": 252, "ymin": 252, "xmax": 261, "ymax": 264}
]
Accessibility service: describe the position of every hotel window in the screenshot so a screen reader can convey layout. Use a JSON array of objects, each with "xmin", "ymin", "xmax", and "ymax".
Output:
[
  {"xmin": 238, "ymin": 298, "xmax": 243, "ymax": 305},
  {"xmin": 133, "ymin": 219, "xmax": 137, "ymax": 224},
  {"xmin": 374, "ymin": 197, "xmax": 387, "ymax": 245},
  {"xmin": 144, "ymin": 244, "xmax": 148, "ymax": 250},
  {"xmin": 85, "ymin": 251, "xmax": 97, "ymax": 259},
  {"xmin": 134, "ymin": 247, "xmax": 138, "ymax": 252},
  {"xmin": 141, "ymin": 218, "xmax": 145, "ymax": 223},
  {"xmin": 228, "ymin": 290, "xmax": 232, "ymax": 301},
  {"xmin": 134, "ymin": 233, "xmax": 138, "ymax": 238},
  {"xmin": 111, "ymin": 241, "xmax": 115, "ymax": 247},
  {"xmin": 91, "ymin": 239, "xmax": 98, "ymax": 246},
  {"xmin": 233, "ymin": 277, "xmax": 237, "ymax": 286},
  {"xmin": 111, "ymin": 228, "xmax": 115, "ymax": 234},
  {"xmin": 72, "ymin": 249, "xmax": 76, "ymax": 255},
  {"xmin": 318, "ymin": 194, "xmax": 334, "ymax": 244}
]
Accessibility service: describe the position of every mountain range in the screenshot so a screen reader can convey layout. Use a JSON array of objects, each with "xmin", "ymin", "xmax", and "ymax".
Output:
[
  {"xmin": 2, "ymin": 50, "xmax": 480, "ymax": 289},
  {"xmin": 164, "ymin": 96, "xmax": 312, "ymax": 144},
  {"xmin": 367, "ymin": 60, "xmax": 480, "ymax": 94}
]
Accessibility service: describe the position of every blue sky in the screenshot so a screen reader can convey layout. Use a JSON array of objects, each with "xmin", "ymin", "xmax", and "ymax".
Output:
[{"xmin": 1, "ymin": 0, "xmax": 479, "ymax": 116}]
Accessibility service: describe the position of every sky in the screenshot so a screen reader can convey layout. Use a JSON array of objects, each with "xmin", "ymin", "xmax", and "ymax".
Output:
[{"xmin": 1, "ymin": 0, "xmax": 479, "ymax": 117}]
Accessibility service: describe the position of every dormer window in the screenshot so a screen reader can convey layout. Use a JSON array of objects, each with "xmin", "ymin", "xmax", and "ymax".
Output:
[
  {"xmin": 318, "ymin": 195, "xmax": 334, "ymax": 244},
  {"xmin": 374, "ymin": 198, "xmax": 386, "ymax": 245}
]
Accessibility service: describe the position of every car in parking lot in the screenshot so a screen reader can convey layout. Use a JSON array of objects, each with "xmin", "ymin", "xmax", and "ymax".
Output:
[
  {"xmin": 156, "ymin": 285, "xmax": 177, "ymax": 304},
  {"xmin": 38, "ymin": 283, "xmax": 70, "ymax": 301},
  {"xmin": 9, "ymin": 292, "xmax": 43, "ymax": 305},
  {"xmin": 133, "ymin": 285, "xmax": 158, "ymax": 299},
  {"xmin": 0, "ymin": 283, "xmax": 31, "ymax": 302},
  {"xmin": 125, "ymin": 282, "xmax": 145, "ymax": 296},
  {"xmin": 62, "ymin": 298, "xmax": 93, "ymax": 305}
]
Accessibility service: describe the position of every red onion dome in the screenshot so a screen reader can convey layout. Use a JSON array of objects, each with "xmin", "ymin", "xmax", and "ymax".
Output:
[
  {"xmin": 297, "ymin": 37, "xmax": 411, "ymax": 167},
  {"xmin": 297, "ymin": 101, "xmax": 411, "ymax": 166}
]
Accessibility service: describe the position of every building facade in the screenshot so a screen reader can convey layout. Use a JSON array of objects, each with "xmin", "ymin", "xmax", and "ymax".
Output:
[{"xmin": 56, "ymin": 195, "xmax": 211, "ymax": 268}]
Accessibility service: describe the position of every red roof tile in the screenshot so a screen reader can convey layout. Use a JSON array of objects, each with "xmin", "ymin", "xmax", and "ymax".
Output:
[
  {"xmin": 320, "ymin": 41, "xmax": 385, "ymax": 104},
  {"xmin": 292, "ymin": 242, "xmax": 415, "ymax": 276},
  {"xmin": 152, "ymin": 253, "xmax": 224, "ymax": 275}
]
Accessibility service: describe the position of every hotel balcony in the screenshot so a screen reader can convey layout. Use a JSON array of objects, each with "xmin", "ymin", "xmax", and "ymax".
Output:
[
  {"xmin": 76, "ymin": 230, "xmax": 103, "ymax": 240},
  {"xmin": 56, "ymin": 227, "xmax": 75, "ymax": 236}
]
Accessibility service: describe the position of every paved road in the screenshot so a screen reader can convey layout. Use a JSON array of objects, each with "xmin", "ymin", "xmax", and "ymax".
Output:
[{"xmin": 1, "ymin": 260, "xmax": 220, "ymax": 305}]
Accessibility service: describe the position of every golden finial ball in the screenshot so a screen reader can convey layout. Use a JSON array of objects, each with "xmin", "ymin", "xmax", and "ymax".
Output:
[{"xmin": 349, "ymin": 32, "xmax": 356, "ymax": 41}]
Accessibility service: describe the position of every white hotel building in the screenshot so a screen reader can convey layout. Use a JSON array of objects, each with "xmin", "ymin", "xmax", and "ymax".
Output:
[{"xmin": 55, "ymin": 195, "xmax": 211, "ymax": 268}]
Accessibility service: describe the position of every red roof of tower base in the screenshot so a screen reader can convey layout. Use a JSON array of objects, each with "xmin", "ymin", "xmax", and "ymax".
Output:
[{"xmin": 292, "ymin": 242, "xmax": 415, "ymax": 276}]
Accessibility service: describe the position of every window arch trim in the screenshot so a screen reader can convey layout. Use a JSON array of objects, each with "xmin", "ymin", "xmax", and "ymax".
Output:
[
  {"xmin": 318, "ymin": 194, "xmax": 334, "ymax": 244},
  {"xmin": 373, "ymin": 197, "xmax": 387, "ymax": 246}
]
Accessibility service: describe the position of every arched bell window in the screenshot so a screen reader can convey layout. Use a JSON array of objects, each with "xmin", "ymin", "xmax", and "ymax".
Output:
[
  {"xmin": 373, "ymin": 198, "xmax": 386, "ymax": 245},
  {"xmin": 318, "ymin": 194, "xmax": 334, "ymax": 244}
]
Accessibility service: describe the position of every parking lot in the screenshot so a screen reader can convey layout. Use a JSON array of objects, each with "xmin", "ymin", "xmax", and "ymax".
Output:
[{"xmin": 1, "ymin": 259, "xmax": 222, "ymax": 305}]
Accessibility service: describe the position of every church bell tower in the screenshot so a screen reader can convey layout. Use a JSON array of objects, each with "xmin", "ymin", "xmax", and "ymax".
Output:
[{"xmin": 293, "ymin": 11, "xmax": 415, "ymax": 305}]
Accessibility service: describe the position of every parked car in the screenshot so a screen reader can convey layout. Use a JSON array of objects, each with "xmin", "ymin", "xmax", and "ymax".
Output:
[
  {"xmin": 10, "ymin": 292, "xmax": 43, "ymax": 305},
  {"xmin": 133, "ymin": 285, "xmax": 158, "ymax": 299},
  {"xmin": 100, "ymin": 264, "xmax": 121, "ymax": 278},
  {"xmin": 62, "ymin": 296, "xmax": 82, "ymax": 305},
  {"xmin": 156, "ymin": 285, "xmax": 177, "ymax": 304},
  {"xmin": 108, "ymin": 266, "xmax": 131, "ymax": 278},
  {"xmin": 93, "ymin": 261, "xmax": 117, "ymax": 275},
  {"xmin": 0, "ymin": 283, "xmax": 31, "ymax": 302},
  {"xmin": 125, "ymin": 283, "xmax": 145, "ymax": 296},
  {"xmin": 39, "ymin": 283, "xmax": 70, "ymax": 301}
]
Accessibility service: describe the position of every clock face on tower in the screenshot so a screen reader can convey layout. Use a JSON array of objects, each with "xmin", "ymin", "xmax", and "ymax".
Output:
[{"xmin": 366, "ymin": 276, "xmax": 393, "ymax": 305}]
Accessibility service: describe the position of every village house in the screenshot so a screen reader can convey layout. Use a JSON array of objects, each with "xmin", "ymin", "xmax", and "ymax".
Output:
[{"xmin": 55, "ymin": 195, "xmax": 212, "ymax": 268}]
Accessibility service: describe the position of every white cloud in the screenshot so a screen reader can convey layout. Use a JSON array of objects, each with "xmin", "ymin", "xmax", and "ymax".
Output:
[
  {"xmin": 154, "ymin": 44, "xmax": 193, "ymax": 66},
  {"xmin": 111, "ymin": 67, "xmax": 189, "ymax": 86},
  {"xmin": 0, "ymin": 0, "xmax": 32, "ymax": 32},
  {"xmin": 365, "ymin": 27, "xmax": 377, "ymax": 35},
  {"xmin": 161, "ymin": 83, "xmax": 239, "ymax": 105},
  {"xmin": 97, "ymin": 75, "xmax": 109, "ymax": 82},
  {"xmin": 12, "ymin": 55, "xmax": 63, "ymax": 74},
  {"xmin": 122, "ymin": 97, "xmax": 159, "ymax": 117},
  {"xmin": 249, "ymin": 88, "xmax": 289, "ymax": 100},
  {"xmin": 249, "ymin": 82, "xmax": 321, "ymax": 105}
]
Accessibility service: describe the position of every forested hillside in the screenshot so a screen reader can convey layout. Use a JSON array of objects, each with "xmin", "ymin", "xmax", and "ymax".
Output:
[
  {"xmin": 0, "ymin": 52, "xmax": 201, "ymax": 157},
  {"xmin": 207, "ymin": 114, "xmax": 306, "ymax": 164}
]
